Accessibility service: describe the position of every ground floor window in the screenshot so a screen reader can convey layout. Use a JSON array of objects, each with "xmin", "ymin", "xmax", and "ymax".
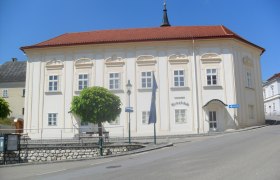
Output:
[
  {"xmin": 209, "ymin": 111, "xmax": 217, "ymax": 129},
  {"xmin": 175, "ymin": 109, "xmax": 187, "ymax": 123},
  {"xmin": 142, "ymin": 111, "xmax": 150, "ymax": 124},
  {"xmin": 48, "ymin": 113, "xmax": 57, "ymax": 126}
]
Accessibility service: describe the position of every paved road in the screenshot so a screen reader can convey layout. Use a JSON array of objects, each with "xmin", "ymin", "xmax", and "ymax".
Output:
[{"xmin": 1, "ymin": 125, "xmax": 280, "ymax": 180}]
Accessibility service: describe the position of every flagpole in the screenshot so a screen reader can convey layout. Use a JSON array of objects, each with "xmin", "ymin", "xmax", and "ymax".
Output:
[{"xmin": 154, "ymin": 122, "xmax": 156, "ymax": 144}]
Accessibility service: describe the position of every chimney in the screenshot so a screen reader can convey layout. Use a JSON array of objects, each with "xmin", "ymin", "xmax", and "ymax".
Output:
[{"xmin": 12, "ymin": 58, "xmax": 17, "ymax": 62}]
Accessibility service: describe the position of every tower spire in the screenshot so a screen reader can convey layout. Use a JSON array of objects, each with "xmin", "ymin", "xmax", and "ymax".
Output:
[{"xmin": 160, "ymin": 0, "xmax": 171, "ymax": 27}]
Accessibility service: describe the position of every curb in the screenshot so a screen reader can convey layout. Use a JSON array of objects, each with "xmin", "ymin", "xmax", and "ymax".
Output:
[{"xmin": 0, "ymin": 143, "xmax": 173, "ymax": 168}]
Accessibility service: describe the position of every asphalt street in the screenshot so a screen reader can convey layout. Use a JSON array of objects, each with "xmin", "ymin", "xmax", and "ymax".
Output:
[{"xmin": 0, "ymin": 125, "xmax": 280, "ymax": 180}]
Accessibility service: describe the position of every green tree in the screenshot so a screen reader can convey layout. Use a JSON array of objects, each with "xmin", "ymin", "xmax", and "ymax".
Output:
[
  {"xmin": 0, "ymin": 97, "xmax": 11, "ymax": 119},
  {"xmin": 70, "ymin": 86, "xmax": 122, "ymax": 138}
]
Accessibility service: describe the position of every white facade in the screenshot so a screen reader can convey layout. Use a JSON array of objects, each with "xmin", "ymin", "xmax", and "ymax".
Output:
[
  {"xmin": 23, "ymin": 38, "xmax": 265, "ymax": 139},
  {"xmin": 263, "ymin": 76, "xmax": 280, "ymax": 117}
]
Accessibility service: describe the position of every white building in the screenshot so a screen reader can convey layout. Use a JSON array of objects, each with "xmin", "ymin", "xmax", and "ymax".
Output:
[
  {"xmin": 263, "ymin": 73, "xmax": 280, "ymax": 117},
  {"xmin": 21, "ymin": 6, "xmax": 265, "ymax": 139}
]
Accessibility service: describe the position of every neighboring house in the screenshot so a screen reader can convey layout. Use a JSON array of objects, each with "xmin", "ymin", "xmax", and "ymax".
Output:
[
  {"xmin": 0, "ymin": 58, "xmax": 26, "ymax": 123},
  {"xmin": 21, "ymin": 5, "xmax": 265, "ymax": 139},
  {"xmin": 263, "ymin": 73, "xmax": 280, "ymax": 117}
]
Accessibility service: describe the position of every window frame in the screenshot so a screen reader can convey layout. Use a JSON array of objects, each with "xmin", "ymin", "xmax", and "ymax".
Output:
[
  {"xmin": 48, "ymin": 75, "xmax": 59, "ymax": 92},
  {"xmin": 142, "ymin": 111, "xmax": 150, "ymax": 124},
  {"xmin": 141, "ymin": 71, "xmax": 152, "ymax": 89},
  {"xmin": 175, "ymin": 109, "xmax": 187, "ymax": 124},
  {"xmin": 78, "ymin": 73, "xmax": 89, "ymax": 91},
  {"xmin": 109, "ymin": 72, "xmax": 121, "ymax": 90},
  {"xmin": 2, "ymin": 89, "xmax": 8, "ymax": 98},
  {"xmin": 206, "ymin": 68, "xmax": 218, "ymax": 86},
  {"xmin": 48, "ymin": 113, "xmax": 57, "ymax": 126},
  {"xmin": 246, "ymin": 71, "xmax": 253, "ymax": 88},
  {"xmin": 209, "ymin": 111, "xmax": 217, "ymax": 129},
  {"xmin": 173, "ymin": 70, "xmax": 185, "ymax": 87},
  {"xmin": 248, "ymin": 105, "xmax": 254, "ymax": 119}
]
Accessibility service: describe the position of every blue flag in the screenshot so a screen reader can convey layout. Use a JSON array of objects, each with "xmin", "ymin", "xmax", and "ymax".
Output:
[{"xmin": 149, "ymin": 72, "xmax": 158, "ymax": 124}]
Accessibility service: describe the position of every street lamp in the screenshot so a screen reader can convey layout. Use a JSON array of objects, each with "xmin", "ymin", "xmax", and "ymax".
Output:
[{"xmin": 126, "ymin": 80, "xmax": 132, "ymax": 144}]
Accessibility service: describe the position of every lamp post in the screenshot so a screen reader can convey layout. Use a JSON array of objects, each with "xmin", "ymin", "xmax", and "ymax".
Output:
[{"xmin": 126, "ymin": 80, "xmax": 132, "ymax": 144}]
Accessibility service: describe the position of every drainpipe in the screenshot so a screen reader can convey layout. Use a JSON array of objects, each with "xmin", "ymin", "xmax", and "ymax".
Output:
[{"xmin": 193, "ymin": 39, "xmax": 200, "ymax": 134}]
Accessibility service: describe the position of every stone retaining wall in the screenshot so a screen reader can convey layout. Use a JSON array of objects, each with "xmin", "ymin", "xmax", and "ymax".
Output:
[{"xmin": 0, "ymin": 144, "xmax": 143, "ymax": 164}]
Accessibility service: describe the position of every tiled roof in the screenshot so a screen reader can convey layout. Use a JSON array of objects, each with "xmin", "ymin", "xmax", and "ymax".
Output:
[
  {"xmin": 21, "ymin": 25, "xmax": 264, "ymax": 53},
  {"xmin": 0, "ymin": 61, "xmax": 26, "ymax": 83},
  {"xmin": 267, "ymin": 73, "xmax": 280, "ymax": 82}
]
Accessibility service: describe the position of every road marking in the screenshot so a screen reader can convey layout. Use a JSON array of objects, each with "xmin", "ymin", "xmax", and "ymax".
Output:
[
  {"xmin": 36, "ymin": 169, "xmax": 67, "ymax": 176},
  {"xmin": 90, "ymin": 160, "xmax": 113, "ymax": 166}
]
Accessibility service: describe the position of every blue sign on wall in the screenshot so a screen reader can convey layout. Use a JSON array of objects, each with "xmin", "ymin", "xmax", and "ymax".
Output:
[
  {"xmin": 125, "ymin": 107, "xmax": 133, "ymax": 112},
  {"xmin": 228, "ymin": 104, "xmax": 240, "ymax": 108}
]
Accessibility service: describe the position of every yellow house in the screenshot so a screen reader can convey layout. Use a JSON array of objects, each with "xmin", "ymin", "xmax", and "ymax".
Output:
[{"xmin": 0, "ymin": 58, "xmax": 26, "ymax": 127}]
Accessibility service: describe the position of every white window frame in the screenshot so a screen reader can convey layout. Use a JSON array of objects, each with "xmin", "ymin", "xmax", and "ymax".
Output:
[
  {"xmin": 174, "ymin": 70, "xmax": 185, "ymax": 87},
  {"xmin": 48, "ymin": 113, "xmax": 57, "ymax": 126},
  {"xmin": 175, "ymin": 109, "xmax": 187, "ymax": 124},
  {"xmin": 78, "ymin": 74, "xmax": 88, "ymax": 91},
  {"xmin": 271, "ymin": 85, "xmax": 274, "ymax": 96},
  {"xmin": 48, "ymin": 75, "xmax": 59, "ymax": 92},
  {"xmin": 246, "ymin": 71, "xmax": 253, "ymax": 88},
  {"xmin": 2, "ymin": 89, "xmax": 8, "ymax": 98},
  {"xmin": 209, "ymin": 111, "xmax": 217, "ymax": 129},
  {"xmin": 109, "ymin": 73, "xmax": 121, "ymax": 90},
  {"xmin": 142, "ymin": 111, "xmax": 150, "ymax": 124},
  {"xmin": 141, "ymin": 71, "xmax": 152, "ymax": 89},
  {"xmin": 206, "ymin": 69, "xmax": 217, "ymax": 86}
]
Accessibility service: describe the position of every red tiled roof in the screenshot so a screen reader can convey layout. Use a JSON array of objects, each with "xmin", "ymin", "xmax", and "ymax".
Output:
[
  {"xmin": 20, "ymin": 25, "xmax": 265, "ymax": 53},
  {"xmin": 267, "ymin": 73, "xmax": 280, "ymax": 82}
]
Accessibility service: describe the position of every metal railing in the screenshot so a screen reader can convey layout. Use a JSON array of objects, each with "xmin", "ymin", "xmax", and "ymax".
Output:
[{"xmin": 0, "ymin": 126, "xmax": 126, "ymax": 145}]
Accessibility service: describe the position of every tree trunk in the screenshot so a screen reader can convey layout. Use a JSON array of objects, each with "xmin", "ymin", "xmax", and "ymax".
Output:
[{"xmin": 98, "ymin": 122, "xmax": 102, "ymax": 138}]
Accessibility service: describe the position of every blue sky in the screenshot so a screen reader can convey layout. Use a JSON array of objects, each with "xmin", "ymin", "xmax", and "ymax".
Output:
[{"xmin": 0, "ymin": 0, "xmax": 279, "ymax": 81}]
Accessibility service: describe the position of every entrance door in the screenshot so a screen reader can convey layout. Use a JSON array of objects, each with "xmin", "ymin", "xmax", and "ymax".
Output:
[{"xmin": 209, "ymin": 111, "xmax": 217, "ymax": 131}]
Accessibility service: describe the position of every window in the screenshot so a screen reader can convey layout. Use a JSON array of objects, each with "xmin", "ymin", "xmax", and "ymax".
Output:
[
  {"xmin": 48, "ymin": 113, "xmax": 57, "ymax": 126},
  {"xmin": 263, "ymin": 89, "xmax": 266, "ymax": 99},
  {"xmin": 264, "ymin": 105, "xmax": 267, "ymax": 113},
  {"xmin": 248, "ymin": 105, "xmax": 254, "ymax": 119},
  {"xmin": 78, "ymin": 74, "xmax": 88, "ymax": 90},
  {"xmin": 174, "ymin": 70, "xmax": 185, "ymax": 87},
  {"xmin": 141, "ymin": 72, "xmax": 152, "ymax": 88},
  {"xmin": 271, "ymin": 85, "xmax": 274, "ymax": 96},
  {"xmin": 22, "ymin": 108, "xmax": 24, "ymax": 115},
  {"xmin": 109, "ymin": 73, "xmax": 121, "ymax": 90},
  {"xmin": 209, "ymin": 111, "xmax": 217, "ymax": 129},
  {"xmin": 206, "ymin": 69, "xmax": 217, "ymax": 85},
  {"xmin": 48, "ymin": 75, "xmax": 58, "ymax": 91},
  {"xmin": 109, "ymin": 116, "xmax": 120, "ymax": 125},
  {"xmin": 142, "ymin": 111, "xmax": 150, "ymax": 124},
  {"xmin": 2, "ymin": 89, "xmax": 8, "ymax": 98},
  {"xmin": 246, "ymin": 71, "xmax": 253, "ymax": 88},
  {"xmin": 273, "ymin": 103, "xmax": 276, "ymax": 111},
  {"xmin": 175, "ymin": 109, "xmax": 187, "ymax": 123},
  {"xmin": 22, "ymin": 89, "xmax": 25, "ymax": 97}
]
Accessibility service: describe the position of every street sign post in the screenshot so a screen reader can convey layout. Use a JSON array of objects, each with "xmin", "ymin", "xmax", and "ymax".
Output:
[{"xmin": 228, "ymin": 104, "xmax": 240, "ymax": 108}]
